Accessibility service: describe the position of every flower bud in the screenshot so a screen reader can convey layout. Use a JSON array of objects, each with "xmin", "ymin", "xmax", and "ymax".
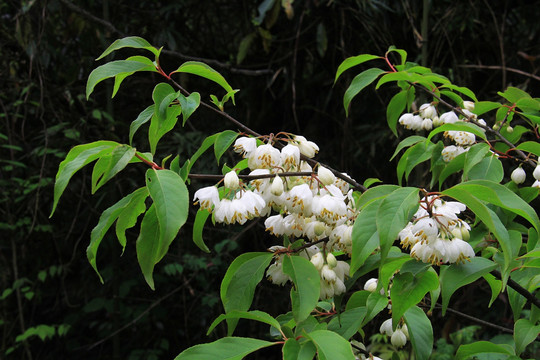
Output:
[
  {"xmin": 460, "ymin": 227, "xmax": 470, "ymax": 241},
  {"xmin": 321, "ymin": 265, "xmax": 337, "ymax": 282},
  {"xmin": 310, "ymin": 252, "xmax": 324, "ymax": 270},
  {"xmin": 533, "ymin": 180, "xmax": 540, "ymax": 189},
  {"xmin": 493, "ymin": 123, "xmax": 500, "ymax": 131},
  {"xmin": 326, "ymin": 253, "xmax": 337, "ymax": 268},
  {"xmin": 419, "ymin": 103, "xmax": 437, "ymax": 119},
  {"xmin": 506, "ymin": 125, "xmax": 514, "ymax": 133},
  {"xmin": 363, "ymin": 278, "xmax": 378, "ymax": 292},
  {"xmin": 533, "ymin": 164, "xmax": 540, "ymax": 181},
  {"xmin": 224, "ymin": 171, "xmax": 240, "ymax": 190},
  {"xmin": 271, "ymin": 175, "xmax": 284, "ymax": 196},
  {"xmin": 391, "ymin": 329, "xmax": 408, "ymax": 348},
  {"xmin": 401, "ymin": 324, "xmax": 409, "ymax": 339},
  {"xmin": 463, "ymin": 101, "xmax": 475, "ymax": 111},
  {"xmin": 379, "ymin": 318, "xmax": 393, "ymax": 336},
  {"xmin": 511, "ymin": 166, "xmax": 526, "ymax": 184},
  {"xmin": 318, "ymin": 166, "xmax": 336, "ymax": 186}
]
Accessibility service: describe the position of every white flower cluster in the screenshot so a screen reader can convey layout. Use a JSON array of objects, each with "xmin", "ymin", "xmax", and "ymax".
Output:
[
  {"xmin": 398, "ymin": 195, "xmax": 475, "ymax": 265},
  {"xmin": 380, "ymin": 318, "xmax": 410, "ymax": 348},
  {"xmin": 193, "ymin": 134, "xmax": 357, "ymax": 299},
  {"xmin": 398, "ymin": 101, "xmax": 488, "ymax": 163},
  {"xmin": 511, "ymin": 164, "xmax": 540, "ymax": 188}
]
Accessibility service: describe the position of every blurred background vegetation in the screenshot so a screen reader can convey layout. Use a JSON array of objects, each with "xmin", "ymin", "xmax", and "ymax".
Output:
[{"xmin": 1, "ymin": 0, "xmax": 539, "ymax": 359}]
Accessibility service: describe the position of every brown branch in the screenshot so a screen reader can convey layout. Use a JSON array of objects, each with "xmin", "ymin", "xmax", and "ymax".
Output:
[
  {"xmin": 458, "ymin": 64, "xmax": 540, "ymax": 82},
  {"xmin": 492, "ymin": 270, "xmax": 540, "ymax": 309}
]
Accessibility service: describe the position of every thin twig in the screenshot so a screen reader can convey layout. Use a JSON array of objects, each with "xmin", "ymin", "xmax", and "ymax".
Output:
[
  {"xmin": 458, "ymin": 64, "xmax": 540, "ymax": 82},
  {"xmin": 492, "ymin": 270, "xmax": 540, "ymax": 309}
]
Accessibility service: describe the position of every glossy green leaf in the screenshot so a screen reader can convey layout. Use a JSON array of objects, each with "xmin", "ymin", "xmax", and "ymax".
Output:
[
  {"xmin": 149, "ymin": 84, "xmax": 182, "ymax": 154},
  {"xmin": 397, "ymin": 141, "xmax": 436, "ymax": 184},
  {"xmin": 361, "ymin": 291, "xmax": 388, "ymax": 327},
  {"xmin": 96, "ymin": 36, "xmax": 159, "ymax": 60},
  {"xmin": 514, "ymin": 318, "xmax": 540, "ymax": 355},
  {"xmin": 129, "ymin": 105, "xmax": 154, "ymax": 145},
  {"xmin": 455, "ymin": 341, "xmax": 513, "ymax": 360},
  {"xmin": 207, "ymin": 310, "xmax": 281, "ymax": 336},
  {"xmin": 343, "ymin": 68, "xmax": 385, "ymax": 116},
  {"xmin": 351, "ymin": 199, "xmax": 383, "ymax": 274},
  {"xmin": 115, "ymin": 188, "xmax": 149, "ymax": 250},
  {"xmin": 379, "ymin": 256, "xmax": 412, "ymax": 291},
  {"xmin": 462, "ymin": 143, "xmax": 490, "ymax": 180},
  {"xmin": 355, "ymin": 184, "xmax": 399, "ymax": 209},
  {"xmin": 472, "ymin": 101, "xmax": 501, "ymax": 116},
  {"xmin": 426, "ymin": 122, "xmax": 487, "ymax": 142},
  {"xmin": 334, "ymin": 54, "xmax": 381, "ymax": 83},
  {"xmin": 135, "ymin": 204, "xmax": 160, "ymax": 289},
  {"xmin": 439, "ymin": 84, "xmax": 478, "ymax": 102},
  {"xmin": 306, "ymin": 330, "xmax": 355, "ymax": 360},
  {"xmin": 403, "ymin": 306, "xmax": 433, "ymax": 360},
  {"xmin": 86, "ymin": 60, "xmax": 155, "ymax": 99},
  {"xmin": 172, "ymin": 61, "xmax": 234, "ymax": 94},
  {"xmin": 91, "ymin": 145, "xmax": 136, "ymax": 193},
  {"xmin": 220, "ymin": 252, "xmax": 273, "ymax": 333},
  {"xmin": 482, "ymin": 273, "xmax": 502, "ymax": 307},
  {"xmin": 439, "ymin": 258, "xmax": 497, "ymax": 314},
  {"xmin": 440, "ymin": 90, "xmax": 464, "ymax": 108},
  {"xmin": 282, "ymin": 255, "xmax": 320, "ymax": 323},
  {"xmin": 391, "ymin": 271, "xmax": 438, "ymax": 327},
  {"xmin": 327, "ymin": 307, "xmax": 366, "ymax": 340},
  {"xmin": 179, "ymin": 92, "xmax": 201, "ymax": 125},
  {"xmin": 387, "ymin": 46, "xmax": 407, "ymax": 64},
  {"xmin": 51, "ymin": 141, "xmax": 118, "ymax": 216},
  {"xmin": 87, "ymin": 187, "xmax": 148, "ymax": 282},
  {"xmin": 112, "ymin": 56, "xmax": 158, "ymax": 97},
  {"xmin": 193, "ymin": 209, "xmax": 211, "ymax": 253},
  {"xmin": 180, "ymin": 133, "xmax": 219, "ymax": 179},
  {"xmin": 387, "ymin": 90, "xmax": 408, "ymax": 136},
  {"xmin": 376, "ymin": 71, "xmax": 427, "ymax": 89},
  {"xmin": 376, "ymin": 187, "xmax": 419, "ymax": 261},
  {"xmin": 282, "ymin": 338, "xmax": 301, "ymax": 360},
  {"xmin": 390, "ymin": 136, "xmax": 426, "ymax": 161},
  {"xmin": 214, "ymin": 130, "xmax": 239, "ymax": 164},
  {"xmin": 498, "ymin": 86, "xmax": 532, "ymax": 103},
  {"xmin": 516, "ymin": 141, "xmax": 540, "ymax": 157},
  {"xmin": 467, "ymin": 155, "xmax": 503, "ymax": 182},
  {"xmin": 438, "ymin": 151, "xmax": 466, "ymax": 188},
  {"xmin": 173, "ymin": 336, "xmax": 276, "ymax": 360}
]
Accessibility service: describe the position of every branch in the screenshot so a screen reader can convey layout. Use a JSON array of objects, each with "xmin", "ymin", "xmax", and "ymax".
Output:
[
  {"xmin": 458, "ymin": 64, "xmax": 540, "ymax": 82},
  {"xmin": 492, "ymin": 270, "xmax": 540, "ymax": 309}
]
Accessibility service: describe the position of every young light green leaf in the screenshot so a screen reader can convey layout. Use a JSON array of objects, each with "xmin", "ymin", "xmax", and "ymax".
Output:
[
  {"xmin": 129, "ymin": 105, "xmax": 154, "ymax": 145},
  {"xmin": 193, "ymin": 209, "xmax": 211, "ymax": 253},
  {"xmin": 387, "ymin": 46, "xmax": 407, "ymax": 64},
  {"xmin": 482, "ymin": 273, "xmax": 502, "ymax": 307},
  {"xmin": 146, "ymin": 169, "xmax": 189, "ymax": 260},
  {"xmin": 207, "ymin": 310, "xmax": 281, "ymax": 336},
  {"xmin": 305, "ymin": 330, "xmax": 355, "ymax": 360},
  {"xmin": 498, "ymin": 86, "xmax": 532, "ymax": 103},
  {"xmin": 282, "ymin": 255, "xmax": 320, "ymax": 323},
  {"xmin": 172, "ymin": 61, "xmax": 234, "ymax": 94},
  {"xmin": 403, "ymin": 306, "xmax": 433, "ymax": 360},
  {"xmin": 86, "ymin": 60, "xmax": 155, "ymax": 99},
  {"xmin": 355, "ymin": 184, "xmax": 399, "ymax": 209},
  {"xmin": 472, "ymin": 101, "xmax": 501, "ymax": 116},
  {"xmin": 387, "ymin": 90, "xmax": 408, "ymax": 136},
  {"xmin": 220, "ymin": 252, "xmax": 273, "ymax": 334},
  {"xmin": 455, "ymin": 341, "xmax": 513, "ymax": 360},
  {"xmin": 376, "ymin": 187, "xmax": 419, "ymax": 261},
  {"xmin": 51, "ymin": 141, "xmax": 118, "ymax": 216},
  {"xmin": 214, "ymin": 130, "xmax": 239, "ymax": 164},
  {"xmin": 173, "ymin": 336, "xmax": 276, "ymax": 360},
  {"xmin": 516, "ymin": 141, "xmax": 540, "ymax": 157},
  {"xmin": 343, "ymin": 68, "xmax": 385, "ymax": 116},
  {"xmin": 334, "ymin": 54, "xmax": 381, "ymax": 83},
  {"xmin": 426, "ymin": 123, "xmax": 487, "ymax": 142},
  {"xmin": 96, "ymin": 36, "xmax": 159, "ymax": 60},
  {"xmin": 439, "ymin": 258, "xmax": 497, "ymax": 314},
  {"xmin": 179, "ymin": 92, "xmax": 201, "ymax": 125},
  {"xmin": 391, "ymin": 271, "xmax": 438, "ymax": 327},
  {"xmin": 514, "ymin": 318, "xmax": 540, "ymax": 355},
  {"xmin": 87, "ymin": 187, "xmax": 148, "ymax": 282}
]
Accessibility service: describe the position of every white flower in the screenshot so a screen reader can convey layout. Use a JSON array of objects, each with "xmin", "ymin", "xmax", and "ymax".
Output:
[
  {"xmin": 312, "ymin": 194, "xmax": 347, "ymax": 224},
  {"xmin": 310, "ymin": 252, "xmax": 324, "ymax": 270},
  {"xmin": 409, "ymin": 115, "xmax": 423, "ymax": 131},
  {"xmin": 293, "ymin": 135, "xmax": 319, "ymax": 158},
  {"xmin": 249, "ymin": 169, "xmax": 271, "ymax": 192},
  {"xmin": 321, "ymin": 264, "xmax": 337, "ymax": 282},
  {"xmin": 265, "ymin": 214, "xmax": 286, "ymax": 236},
  {"xmin": 237, "ymin": 190, "xmax": 268, "ymax": 218},
  {"xmin": 364, "ymin": 278, "xmax": 378, "ymax": 292},
  {"xmin": 271, "ymin": 175, "xmax": 284, "ymax": 196},
  {"xmin": 224, "ymin": 171, "xmax": 240, "ymax": 190},
  {"xmin": 477, "ymin": 119, "xmax": 487, "ymax": 127},
  {"xmin": 248, "ymin": 143, "xmax": 281, "ymax": 170},
  {"xmin": 398, "ymin": 113, "xmax": 414, "ymax": 127},
  {"xmin": 304, "ymin": 220, "xmax": 328, "ymax": 240},
  {"xmin": 533, "ymin": 164, "xmax": 540, "ymax": 181},
  {"xmin": 398, "ymin": 223, "xmax": 418, "ymax": 249},
  {"xmin": 326, "ymin": 253, "xmax": 338, "ymax": 268},
  {"xmin": 285, "ymin": 183, "xmax": 314, "ymax": 215},
  {"xmin": 267, "ymin": 257, "xmax": 290, "ymax": 285},
  {"xmin": 447, "ymin": 130, "xmax": 476, "ymax": 145},
  {"xmin": 412, "ymin": 217, "xmax": 439, "ymax": 244},
  {"xmin": 533, "ymin": 180, "xmax": 540, "ymax": 189},
  {"xmin": 511, "ymin": 166, "xmax": 526, "ymax": 184},
  {"xmin": 441, "ymin": 145, "xmax": 467, "ymax": 162},
  {"xmin": 318, "ymin": 166, "xmax": 336, "ymax": 186},
  {"xmin": 463, "ymin": 101, "xmax": 475, "ymax": 111},
  {"xmin": 214, "ymin": 198, "xmax": 249, "ymax": 225},
  {"xmin": 421, "ymin": 118, "xmax": 433, "ymax": 131},
  {"xmin": 419, "ymin": 103, "xmax": 437, "ymax": 119},
  {"xmin": 280, "ymin": 144, "xmax": 301, "ymax": 170},
  {"xmin": 391, "ymin": 329, "xmax": 408, "ymax": 348},
  {"xmin": 193, "ymin": 186, "xmax": 220, "ymax": 210},
  {"xmin": 233, "ymin": 136, "xmax": 257, "ymax": 157},
  {"xmin": 440, "ymin": 111, "xmax": 459, "ymax": 124},
  {"xmin": 379, "ymin": 319, "xmax": 393, "ymax": 336}
]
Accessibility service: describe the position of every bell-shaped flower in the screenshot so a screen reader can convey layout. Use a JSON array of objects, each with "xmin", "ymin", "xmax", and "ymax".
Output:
[
  {"xmin": 280, "ymin": 144, "xmax": 300, "ymax": 170},
  {"xmin": 511, "ymin": 166, "xmax": 526, "ymax": 184},
  {"xmin": 391, "ymin": 329, "xmax": 408, "ymax": 348},
  {"xmin": 533, "ymin": 164, "xmax": 540, "ymax": 180},
  {"xmin": 419, "ymin": 103, "xmax": 437, "ymax": 119},
  {"xmin": 318, "ymin": 166, "xmax": 336, "ymax": 186},
  {"xmin": 411, "ymin": 217, "xmax": 439, "ymax": 244},
  {"xmin": 193, "ymin": 186, "xmax": 220, "ymax": 210},
  {"xmin": 271, "ymin": 175, "xmax": 284, "ymax": 196},
  {"xmin": 233, "ymin": 136, "xmax": 257, "ymax": 157},
  {"xmin": 292, "ymin": 135, "xmax": 319, "ymax": 158},
  {"xmin": 440, "ymin": 111, "xmax": 459, "ymax": 124},
  {"xmin": 364, "ymin": 278, "xmax": 378, "ymax": 292},
  {"xmin": 224, "ymin": 170, "xmax": 240, "ymax": 190},
  {"xmin": 379, "ymin": 318, "xmax": 394, "ymax": 336},
  {"xmin": 285, "ymin": 183, "xmax": 314, "ymax": 215},
  {"xmin": 463, "ymin": 101, "xmax": 475, "ymax": 111},
  {"xmin": 248, "ymin": 143, "xmax": 281, "ymax": 170},
  {"xmin": 310, "ymin": 252, "xmax": 324, "ymax": 270}
]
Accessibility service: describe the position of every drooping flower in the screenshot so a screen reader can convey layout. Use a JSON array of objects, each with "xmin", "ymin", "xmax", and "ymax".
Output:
[
  {"xmin": 248, "ymin": 143, "xmax": 281, "ymax": 170},
  {"xmin": 193, "ymin": 186, "xmax": 220, "ymax": 210},
  {"xmin": 233, "ymin": 136, "xmax": 257, "ymax": 157},
  {"xmin": 419, "ymin": 103, "xmax": 437, "ymax": 119},
  {"xmin": 224, "ymin": 170, "xmax": 240, "ymax": 190},
  {"xmin": 533, "ymin": 164, "xmax": 540, "ymax": 180},
  {"xmin": 511, "ymin": 166, "xmax": 526, "ymax": 184},
  {"xmin": 292, "ymin": 135, "xmax": 319, "ymax": 158},
  {"xmin": 280, "ymin": 144, "xmax": 301, "ymax": 170}
]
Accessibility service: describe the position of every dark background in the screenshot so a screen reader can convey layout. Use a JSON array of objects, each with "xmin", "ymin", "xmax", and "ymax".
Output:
[{"xmin": 1, "ymin": 0, "xmax": 539, "ymax": 359}]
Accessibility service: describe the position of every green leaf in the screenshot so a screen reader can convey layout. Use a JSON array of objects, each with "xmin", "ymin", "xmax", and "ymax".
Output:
[
  {"xmin": 462, "ymin": 143, "xmax": 490, "ymax": 180},
  {"xmin": 146, "ymin": 169, "xmax": 189, "ymax": 259},
  {"xmin": 112, "ymin": 56, "xmax": 158, "ymax": 97},
  {"xmin": 343, "ymin": 68, "xmax": 385, "ymax": 116},
  {"xmin": 87, "ymin": 187, "xmax": 149, "ymax": 282},
  {"xmin": 391, "ymin": 271, "xmax": 438, "ymax": 327},
  {"xmin": 283, "ymin": 338, "xmax": 301, "ymax": 360},
  {"xmin": 334, "ymin": 54, "xmax": 381, "ymax": 83},
  {"xmin": 426, "ymin": 123, "xmax": 487, "ymax": 142},
  {"xmin": 115, "ymin": 188, "xmax": 149, "ymax": 250},
  {"xmin": 207, "ymin": 310, "xmax": 281, "ymax": 336},
  {"xmin": 482, "ymin": 273, "xmax": 502, "ymax": 307},
  {"xmin": 180, "ymin": 133, "xmax": 219, "ymax": 179},
  {"xmin": 438, "ymin": 151, "xmax": 467, "ymax": 188},
  {"xmin": 282, "ymin": 255, "xmax": 320, "ymax": 323},
  {"xmin": 403, "ymin": 306, "xmax": 433, "ymax": 360},
  {"xmin": 455, "ymin": 341, "xmax": 513, "ymax": 360},
  {"xmin": 149, "ymin": 84, "xmax": 182, "ymax": 154},
  {"xmin": 51, "ymin": 141, "xmax": 118, "ymax": 216},
  {"xmin": 498, "ymin": 86, "xmax": 532, "ymax": 103},
  {"xmin": 376, "ymin": 187, "xmax": 419, "ymax": 261},
  {"xmin": 376, "ymin": 71, "xmax": 424, "ymax": 89},
  {"xmin": 96, "ymin": 36, "xmax": 159, "ymax": 60},
  {"xmin": 516, "ymin": 141, "xmax": 540, "ymax": 157},
  {"xmin": 361, "ymin": 291, "xmax": 389, "ymax": 327},
  {"xmin": 439, "ymin": 84, "xmax": 478, "ymax": 102},
  {"xmin": 514, "ymin": 318, "xmax": 540, "ymax": 355},
  {"xmin": 86, "ymin": 60, "xmax": 155, "ymax": 99},
  {"xmin": 396, "ymin": 142, "xmax": 435, "ymax": 184},
  {"xmin": 439, "ymin": 258, "xmax": 497, "ymax": 314},
  {"xmin": 440, "ymin": 90, "xmax": 464, "ymax": 108},
  {"xmin": 129, "ymin": 105, "xmax": 154, "ymax": 145},
  {"xmin": 387, "ymin": 46, "xmax": 407, "ymax": 64},
  {"xmin": 362, "ymin": 178, "xmax": 382, "ymax": 188},
  {"xmin": 179, "ymin": 92, "xmax": 201, "ymax": 125},
  {"xmin": 220, "ymin": 253, "xmax": 273, "ymax": 334},
  {"xmin": 214, "ymin": 130, "xmax": 239, "ymax": 164},
  {"xmin": 305, "ymin": 330, "xmax": 355, "ymax": 360},
  {"xmin": 172, "ymin": 61, "xmax": 234, "ymax": 94},
  {"xmin": 351, "ymin": 199, "xmax": 381, "ymax": 274},
  {"xmin": 355, "ymin": 184, "xmax": 399, "ymax": 209},
  {"xmin": 387, "ymin": 90, "xmax": 408, "ymax": 136},
  {"xmin": 327, "ymin": 307, "xmax": 367, "ymax": 340},
  {"xmin": 135, "ymin": 204, "xmax": 160, "ymax": 289},
  {"xmin": 390, "ymin": 135, "xmax": 426, "ymax": 161},
  {"xmin": 193, "ymin": 209, "xmax": 211, "ymax": 253},
  {"xmin": 91, "ymin": 144, "xmax": 137, "ymax": 193},
  {"xmin": 173, "ymin": 337, "xmax": 276, "ymax": 360},
  {"xmin": 467, "ymin": 155, "xmax": 503, "ymax": 182},
  {"xmin": 472, "ymin": 101, "xmax": 502, "ymax": 116}
]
